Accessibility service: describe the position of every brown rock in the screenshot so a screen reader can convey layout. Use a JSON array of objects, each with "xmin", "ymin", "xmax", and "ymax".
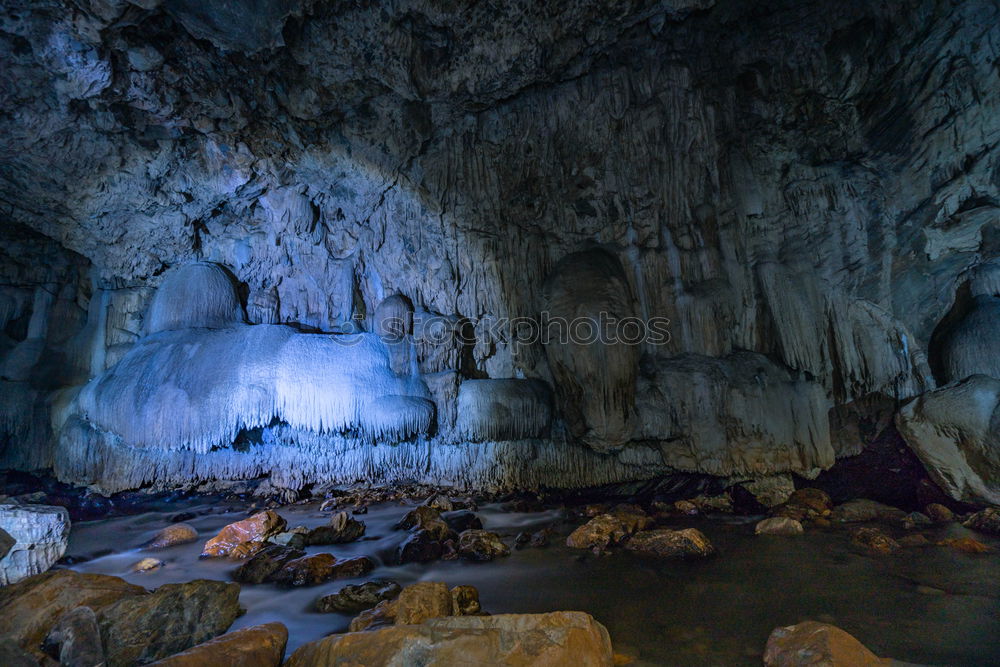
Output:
[
  {"xmin": 0, "ymin": 638, "xmax": 38, "ymax": 667},
  {"xmin": 964, "ymin": 507, "xmax": 1000, "ymax": 536},
  {"xmin": 566, "ymin": 514, "xmax": 632, "ymax": 550},
  {"xmin": 394, "ymin": 581, "xmax": 454, "ymax": 625},
  {"xmin": 673, "ymin": 500, "xmax": 699, "ymax": 515},
  {"xmin": 232, "ymin": 544, "xmax": 305, "ymax": 584},
  {"xmin": 286, "ymin": 612, "xmax": 614, "ymax": 667},
  {"xmin": 608, "ymin": 505, "xmax": 654, "ymax": 532},
  {"xmin": 201, "ymin": 511, "xmax": 286, "ymax": 558},
  {"xmin": 938, "ymin": 537, "xmax": 993, "ymax": 553},
  {"xmin": 624, "ymin": 528, "xmax": 715, "ymax": 559},
  {"xmin": 924, "ymin": 503, "xmax": 955, "ymax": 523},
  {"xmin": 144, "ymin": 523, "xmax": 198, "ymax": 550},
  {"xmin": 457, "ymin": 530, "xmax": 510, "ymax": 562},
  {"xmin": 830, "ymin": 499, "xmax": 906, "ymax": 523},
  {"xmin": 98, "ymin": 579, "xmax": 241, "ymax": 667},
  {"xmin": 755, "ymin": 517, "xmax": 804, "ymax": 536},
  {"xmin": 898, "ymin": 534, "xmax": 932, "ymax": 548},
  {"xmin": 43, "ymin": 606, "xmax": 105, "ymax": 667},
  {"xmin": 145, "ymin": 622, "xmax": 288, "ymax": 667},
  {"xmin": 305, "ymin": 512, "xmax": 366, "ymax": 546},
  {"xmin": 763, "ymin": 621, "xmax": 889, "ymax": 666},
  {"xmin": 271, "ymin": 553, "xmax": 338, "ymax": 587},
  {"xmin": 850, "ymin": 527, "xmax": 900, "ymax": 555},
  {"xmin": 450, "ymin": 585, "xmax": 481, "ymax": 616},
  {"xmin": 394, "ymin": 505, "xmax": 453, "ymax": 541},
  {"xmin": 130, "ymin": 557, "xmax": 164, "ymax": 573},
  {"xmin": 316, "ymin": 580, "xmax": 401, "ymax": 614},
  {"xmin": 0, "ymin": 570, "xmax": 145, "ymax": 651},
  {"xmin": 348, "ymin": 599, "xmax": 397, "ymax": 632},
  {"xmin": 787, "ymin": 488, "xmax": 833, "ymax": 514}
]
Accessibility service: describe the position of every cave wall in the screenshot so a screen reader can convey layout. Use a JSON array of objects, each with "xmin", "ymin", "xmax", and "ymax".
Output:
[{"xmin": 2, "ymin": 0, "xmax": 999, "ymax": 496}]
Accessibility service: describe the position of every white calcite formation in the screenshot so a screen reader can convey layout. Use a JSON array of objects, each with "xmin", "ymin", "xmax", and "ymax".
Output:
[
  {"xmin": 0, "ymin": 504, "xmax": 70, "ymax": 585},
  {"xmin": 0, "ymin": 0, "xmax": 999, "ymax": 496}
]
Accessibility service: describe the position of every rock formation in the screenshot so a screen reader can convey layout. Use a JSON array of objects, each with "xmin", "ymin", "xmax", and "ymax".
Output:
[{"xmin": 0, "ymin": 0, "xmax": 999, "ymax": 498}]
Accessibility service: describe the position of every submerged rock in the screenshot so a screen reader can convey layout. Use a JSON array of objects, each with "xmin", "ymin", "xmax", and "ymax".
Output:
[
  {"xmin": 145, "ymin": 622, "xmax": 288, "ymax": 667},
  {"xmin": 144, "ymin": 523, "xmax": 198, "ymax": 550},
  {"xmin": 305, "ymin": 512, "xmax": 365, "ymax": 546},
  {"xmin": 924, "ymin": 503, "xmax": 955, "ymax": 523},
  {"xmin": 287, "ymin": 612, "xmax": 614, "ymax": 666},
  {"xmin": 316, "ymin": 580, "xmax": 401, "ymax": 614},
  {"xmin": 130, "ymin": 557, "xmax": 165, "ymax": 573},
  {"xmin": 850, "ymin": 527, "xmax": 900, "ymax": 556},
  {"xmin": 937, "ymin": 537, "xmax": 993, "ymax": 554},
  {"xmin": 624, "ymin": 528, "xmax": 715, "ymax": 559},
  {"xmin": 97, "ymin": 579, "xmax": 241, "ymax": 667},
  {"xmin": 457, "ymin": 530, "xmax": 510, "ymax": 562},
  {"xmin": 963, "ymin": 507, "xmax": 1000, "ymax": 536},
  {"xmin": 201, "ymin": 511, "xmax": 287, "ymax": 559},
  {"xmin": 755, "ymin": 517, "xmax": 804, "ymax": 536},
  {"xmin": 232, "ymin": 544, "xmax": 305, "ymax": 584},
  {"xmin": 763, "ymin": 621, "xmax": 888, "ymax": 666},
  {"xmin": 0, "ymin": 504, "xmax": 70, "ymax": 585},
  {"xmin": 0, "ymin": 570, "xmax": 145, "ymax": 651},
  {"xmin": 42, "ymin": 606, "xmax": 105, "ymax": 667}
]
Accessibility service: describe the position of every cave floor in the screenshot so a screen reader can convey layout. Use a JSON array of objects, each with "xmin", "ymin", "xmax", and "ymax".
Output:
[{"xmin": 65, "ymin": 497, "xmax": 1000, "ymax": 666}]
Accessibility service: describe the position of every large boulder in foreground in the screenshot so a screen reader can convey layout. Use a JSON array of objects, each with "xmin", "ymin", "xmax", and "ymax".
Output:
[
  {"xmin": 97, "ymin": 579, "xmax": 242, "ymax": 667},
  {"xmin": 0, "ymin": 570, "xmax": 145, "ymax": 651},
  {"xmin": 146, "ymin": 622, "xmax": 288, "ymax": 667},
  {"xmin": 0, "ymin": 504, "xmax": 70, "ymax": 585},
  {"xmin": 763, "ymin": 621, "xmax": 889, "ymax": 666},
  {"xmin": 286, "ymin": 611, "xmax": 614, "ymax": 667},
  {"xmin": 896, "ymin": 375, "xmax": 1000, "ymax": 505}
]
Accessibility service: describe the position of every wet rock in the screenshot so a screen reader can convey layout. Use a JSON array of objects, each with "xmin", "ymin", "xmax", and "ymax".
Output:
[
  {"xmin": 0, "ymin": 504, "xmax": 71, "ymax": 585},
  {"xmin": 776, "ymin": 488, "xmax": 833, "ymax": 522},
  {"xmin": 145, "ymin": 622, "xmax": 288, "ymax": 667},
  {"xmin": 272, "ymin": 554, "xmax": 375, "ymax": 587},
  {"xmin": 287, "ymin": 611, "xmax": 614, "ymax": 666},
  {"xmin": 394, "ymin": 581, "xmax": 455, "ymax": 625},
  {"xmin": 608, "ymin": 504, "xmax": 654, "ymax": 532},
  {"xmin": 687, "ymin": 493, "xmax": 733, "ymax": 513},
  {"xmin": 898, "ymin": 534, "xmax": 932, "ymax": 548},
  {"xmin": 902, "ymin": 512, "xmax": 932, "ymax": 530},
  {"xmin": 270, "ymin": 526, "xmax": 309, "ymax": 549},
  {"xmin": 0, "ymin": 527, "xmax": 14, "ymax": 560},
  {"xmin": 830, "ymin": 499, "xmax": 906, "ymax": 523},
  {"xmin": 442, "ymin": 510, "xmax": 483, "ymax": 533},
  {"xmin": 42, "ymin": 606, "xmax": 105, "ymax": 667},
  {"xmin": 451, "ymin": 585, "xmax": 481, "ymax": 616},
  {"xmin": 232, "ymin": 544, "xmax": 305, "ymax": 584},
  {"xmin": 397, "ymin": 529, "xmax": 443, "ymax": 564},
  {"xmin": 755, "ymin": 517, "xmax": 804, "ymax": 536},
  {"xmin": 674, "ymin": 500, "xmax": 699, "ymax": 515},
  {"xmin": 348, "ymin": 599, "xmax": 396, "ymax": 632},
  {"xmin": 457, "ymin": 530, "xmax": 510, "ymax": 562},
  {"xmin": 316, "ymin": 580, "xmax": 401, "ymax": 614},
  {"xmin": 305, "ymin": 512, "xmax": 365, "ymax": 546},
  {"xmin": 566, "ymin": 514, "xmax": 633, "ymax": 550},
  {"xmin": 625, "ymin": 528, "xmax": 715, "ymax": 559},
  {"xmin": 201, "ymin": 511, "xmax": 286, "ymax": 558},
  {"xmin": 143, "ymin": 523, "xmax": 198, "ymax": 550},
  {"xmin": 425, "ymin": 495, "xmax": 454, "ymax": 512},
  {"xmin": 0, "ymin": 570, "xmax": 145, "ymax": 651},
  {"xmin": 229, "ymin": 540, "xmax": 267, "ymax": 560},
  {"xmin": 394, "ymin": 505, "xmax": 453, "ymax": 541},
  {"xmin": 937, "ymin": 537, "xmax": 993, "ymax": 553},
  {"xmin": 98, "ymin": 579, "xmax": 241, "ymax": 667},
  {"xmin": 925, "ymin": 503, "xmax": 955, "ymax": 522},
  {"xmin": 850, "ymin": 527, "xmax": 900, "ymax": 555},
  {"xmin": 963, "ymin": 507, "xmax": 1000, "ymax": 536},
  {"xmin": 130, "ymin": 557, "xmax": 165, "ymax": 573},
  {"xmin": 763, "ymin": 621, "xmax": 888, "ymax": 666}
]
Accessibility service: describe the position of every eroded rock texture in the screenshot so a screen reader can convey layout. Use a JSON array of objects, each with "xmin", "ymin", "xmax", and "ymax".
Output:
[{"xmin": 1, "ymin": 0, "xmax": 1000, "ymax": 496}]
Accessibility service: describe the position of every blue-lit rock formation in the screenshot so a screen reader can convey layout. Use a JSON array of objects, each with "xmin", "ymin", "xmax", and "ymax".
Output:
[{"xmin": 1, "ymin": 0, "xmax": 1000, "ymax": 499}]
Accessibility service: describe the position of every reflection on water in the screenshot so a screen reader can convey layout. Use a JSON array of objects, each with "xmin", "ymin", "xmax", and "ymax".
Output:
[{"xmin": 66, "ymin": 499, "xmax": 1000, "ymax": 666}]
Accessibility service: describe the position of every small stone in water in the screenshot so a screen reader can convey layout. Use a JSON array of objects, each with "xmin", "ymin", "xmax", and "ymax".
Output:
[
  {"xmin": 129, "ymin": 558, "xmax": 164, "ymax": 573},
  {"xmin": 457, "ymin": 530, "xmax": 510, "ymax": 562},
  {"xmin": 316, "ymin": 579, "xmax": 401, "ymax": 614},
  {"xmin": 755, "ymin": 517, "xmax": 804, "ymax": 536}
]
